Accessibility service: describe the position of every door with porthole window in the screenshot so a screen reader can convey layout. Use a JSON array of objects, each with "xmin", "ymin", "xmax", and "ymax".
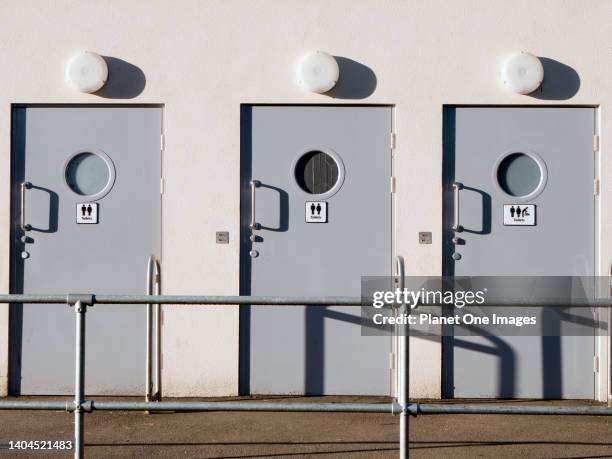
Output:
[
  {"xmin": 240, "ymin": 105, "xmax": 392, "ymax": 395},
  {"xmin": 10, "ymin": 106, "xmax": 162, "ymax": 395},
  {"xmin": 443, "ymin": 107, "xmax": 596, "ymax": 398}
]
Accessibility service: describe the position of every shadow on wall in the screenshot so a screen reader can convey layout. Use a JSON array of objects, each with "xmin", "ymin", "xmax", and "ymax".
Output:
[
  {"xmin": 529, "ymin": 57, "xmax": 580, "ymax": 100},
  {"xmin": 96, "ymin": 56, "xmax": 146, "ymax": 99},
  {"xmin": 326, "ymin": 56, "xmax": 377, "ymax": 99}
]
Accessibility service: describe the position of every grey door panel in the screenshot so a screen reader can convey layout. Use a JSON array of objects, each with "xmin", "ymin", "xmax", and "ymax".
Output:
[
  {"xmin": 443, "ymin": 107, "xmax": 596, "ymax": 399},
  {"xmin": 241, "ymin": 106, "xmax": 392, "ymax": 395},
  {"xmin": 11, "ymin": 106, "xmax": 162, "ymax": 395}
]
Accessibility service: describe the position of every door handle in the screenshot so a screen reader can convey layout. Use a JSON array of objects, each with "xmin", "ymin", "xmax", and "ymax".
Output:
[
  {"xmin": 21, "ymin": 182, "xmax": 32, "ymax": 232},
  {"xmin": 452, "ymin": 182, "xmax": 463, "ymax": 233},
  {"xmin": 249, "ymin": 180, "xmax": 261, "ymax": 230}
]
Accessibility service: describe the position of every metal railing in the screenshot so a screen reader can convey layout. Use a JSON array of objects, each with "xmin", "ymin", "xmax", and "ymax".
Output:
[
  {"xmin": 145, "ymin": 255, "xmax": 161, "ymax": 403},
  {"xmin": 1, "ymin": 286, "xmax": 612, "ymax": 458}
]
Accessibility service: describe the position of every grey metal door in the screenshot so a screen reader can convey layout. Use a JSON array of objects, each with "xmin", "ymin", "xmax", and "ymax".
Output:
[
  {"xmin": 11, "ymin": 106, "xmax": 162, "ymax": 395},
  {"xmin": 443, "ymin": 107, "xmax": 596, "ymax": 398},
  {"xmin": 241, "ymin": 105, "xmax": 392, "ymax": 395}
]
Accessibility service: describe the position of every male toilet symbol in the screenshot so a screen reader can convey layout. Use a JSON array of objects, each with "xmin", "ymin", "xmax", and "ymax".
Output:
[
  {"xmin": 305, "ymin": 201, "xmax": 328, "ymax": 223},
  {"xmin": 76, "ymin": 202, "xmax": 99, "ymax": 224}
]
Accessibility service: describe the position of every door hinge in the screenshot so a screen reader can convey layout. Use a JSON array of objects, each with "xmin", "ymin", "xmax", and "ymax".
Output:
[
  {"xmin": 389, "ymin": 352, "xmax": 395, "ymax": 370},
  {"xmin": 390, "ymin": 132, "xmax": 396, "ymax": 149},
  {"xmin": 390, "ymin": 176, "xmax": 396, "ymax": 193},
  {"xmin": 593, "ymin": 135, "xmax": 599, "ymax": 152},
  {"xmin": 594, "ymin": 355, "xmax": 599, "ymax": 373},
  {"xmin": 160, "ymin": 178, "xmax": 165, "ymax": 195},
  {"xmin": 160, "ymin": 134, "xmax": 165, "ymax": 151},
  {"xmin": 594, "ymin": 178, "xmax": 600, "ymax": 196}
]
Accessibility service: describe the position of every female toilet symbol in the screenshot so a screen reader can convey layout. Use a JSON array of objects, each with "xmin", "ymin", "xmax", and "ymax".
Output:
[
  {"xmin": 316, "ymin": 203, "xmax": 321, "ymax": 215},
  {"xmin": 86, "ymin": 204, "xmax": 92, "ymax": 216}
]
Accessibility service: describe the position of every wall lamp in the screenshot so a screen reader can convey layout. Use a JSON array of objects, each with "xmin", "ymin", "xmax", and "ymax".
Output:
[
  {"xmin": 501, "ymin": 51, "xmax": 544, "ymax": 95},
  {"xmin": 66, "ymin": 51, "xmax": 108, "ymax": 93},
  {"xmin": 296, "ymin": 51, "xmax": 339, "ymax": 94}
]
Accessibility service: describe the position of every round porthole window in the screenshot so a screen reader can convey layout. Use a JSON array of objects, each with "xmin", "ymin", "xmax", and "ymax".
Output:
[
  {"xmin": 496, "ymin": 152, "xmax": 544, "ymax": 198},
  {"xmin": 293, "ymin": 150, "xmax": 343, "ymax": 196},
  {"xmin": 64, "ymin": 151, "xmax": 115, "ymax": 198}
]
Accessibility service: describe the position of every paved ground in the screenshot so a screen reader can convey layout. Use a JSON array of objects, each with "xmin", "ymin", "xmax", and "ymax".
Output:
[{"xmin": 0, "ymin": 397, "xmax": 611, "ymax": 458}]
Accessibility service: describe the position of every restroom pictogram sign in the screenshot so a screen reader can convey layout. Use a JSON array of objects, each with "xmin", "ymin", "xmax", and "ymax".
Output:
[
  {"xmin": 76, "ymin": 202, "xmax": 99, "ymax": 224},
  {"xmin": 305, "ymin": 201, "xmax": 327, "ymax": 223},
  {"xmin": 503, "ymin": 204, "xmax": 535, "ymax": 226}
]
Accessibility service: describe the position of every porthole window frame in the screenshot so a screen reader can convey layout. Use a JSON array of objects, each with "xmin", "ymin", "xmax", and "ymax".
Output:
[
  {"xmin": 63, "ymin": 149, "xmax": 116, "ymax": 200},
  {"xmin": 290, "ymin": 147, "xmax": 345, "ymax": 199},
  {"xmin": 492, "ymin": 149, "xmax": 548, "ymax": 202}
]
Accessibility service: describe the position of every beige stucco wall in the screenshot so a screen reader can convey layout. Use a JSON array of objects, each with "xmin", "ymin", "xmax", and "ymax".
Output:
[{"xmin": 0, "ymin": 0, "xmax": 610, "ymax": 399}]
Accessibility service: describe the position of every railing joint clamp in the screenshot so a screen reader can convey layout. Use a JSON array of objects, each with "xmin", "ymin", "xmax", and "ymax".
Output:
[
  {"xmin": 81, "ymin": 400, "xmax": 93, "ymax": 413},
  {"xmin": 394, "ymin": 401, "xmax": 419, "ymax": 416},
  {"xmin": 67, "ymin": 294, "xmax": 94, "ymax": 307}
]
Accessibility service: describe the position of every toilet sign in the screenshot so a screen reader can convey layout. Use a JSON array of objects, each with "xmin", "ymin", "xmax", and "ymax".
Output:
[
  {"xmin": 503, "ymin": 204, "xmax": 535, "ymax": 226},
  {"xmin": 76, "ymin": 202, "xmax": 98, "ymax": 224},
  {"xmin": 305, "ymin": 201, "xmax": 327, "ymax": 223}
]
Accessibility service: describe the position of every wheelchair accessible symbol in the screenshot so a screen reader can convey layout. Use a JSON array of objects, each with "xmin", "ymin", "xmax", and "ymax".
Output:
[
  {"xmin": 503, "ymin": 204, "xmax": 535, "ymax": 226},
  {"xmin": 305, "ymin": 201, "xmax": 328, "ymax": 223}
]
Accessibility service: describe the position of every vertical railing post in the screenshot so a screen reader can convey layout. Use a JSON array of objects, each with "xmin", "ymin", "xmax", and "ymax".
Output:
[
  {"xmin": 146, "ymin": 255, "xmax": 161, "ymax": 406},
  {"xmin": 608, "ymin": 262, "xmax": 612, "ymax": 408},
  {"xmin": 69, "ymin": 295, "xmax": 92, "ymax": 459},
  {"xmin": 395, "ymin": 256, "xmax": 409, "ymax": 458},
  {"xmin": 398, "ymin": 302, "xmax": 409, "ymax": 459}
]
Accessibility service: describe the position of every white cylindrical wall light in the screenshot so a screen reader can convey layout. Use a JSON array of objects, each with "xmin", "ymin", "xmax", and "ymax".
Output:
[
  {"xmin": 501, "ymin": 52, "xmax": 544, "ymax": 95},
  {"xmin": 65, "ymin": 51, "xmax": 108, "ymax": 93},
  {"xmin": 297, "ymin": 51, "xmax": 340, "ymax": 94}
]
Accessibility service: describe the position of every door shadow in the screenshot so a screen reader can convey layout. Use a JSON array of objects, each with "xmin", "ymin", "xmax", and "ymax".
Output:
[
  {"xmin": 26, "ymin": 185, "xmax": 59, "ymax": 233},
  {"xmin": 258, "ymin": 184, "xmax": 289, "ymax": 232},
  {"xmin": 459, "ymin": 186, "xmax": 491, "ymax": 235}
]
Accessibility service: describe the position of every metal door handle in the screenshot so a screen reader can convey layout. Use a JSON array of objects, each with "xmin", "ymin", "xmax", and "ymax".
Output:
[
  {"xmin": 250, "ymin": 180, "xmax": 261, "ymax": 230},
  {"xmin": 146, "ymin": 255, "xmax": 161, "ymax": 404},
  {"xmin": 452, "ymin": 182, "xmax": 463, "ymax": 232},
  {"xmin": 395, "ymin": 255, "xmax": 405, "ymax": 292},
  {"xmin": 21, "ymin": 182, "xmax": 32, "ymax": 232}
]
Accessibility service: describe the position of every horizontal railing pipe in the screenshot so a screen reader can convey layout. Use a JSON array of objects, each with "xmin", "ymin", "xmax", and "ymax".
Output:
[
  {"xmin": 1, "ymin": 400, "xmax": 611, "ymax": 416},
  {"xmin": 0, "ymin": 401, "xmax": 74, "ymax": 411},
  {"xmin": 91, "ymin": 401, "xmax": 397, "ymax": 413},
  {"xmin": 409, "ymin": 403, "xmax": 612, "ymax": 416},
  {"xmin": 0, "ymin": 294, "xmax": 609, "ymax": 307}
]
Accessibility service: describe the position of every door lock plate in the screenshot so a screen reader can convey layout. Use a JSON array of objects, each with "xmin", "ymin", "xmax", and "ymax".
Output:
[
  {"xmin": 216, "ymin": 231, "xmax": 230, "ymax": 244},
  {"xmin": 419, "ymin": 232, "xmax": 432, "ymax": 244}
]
